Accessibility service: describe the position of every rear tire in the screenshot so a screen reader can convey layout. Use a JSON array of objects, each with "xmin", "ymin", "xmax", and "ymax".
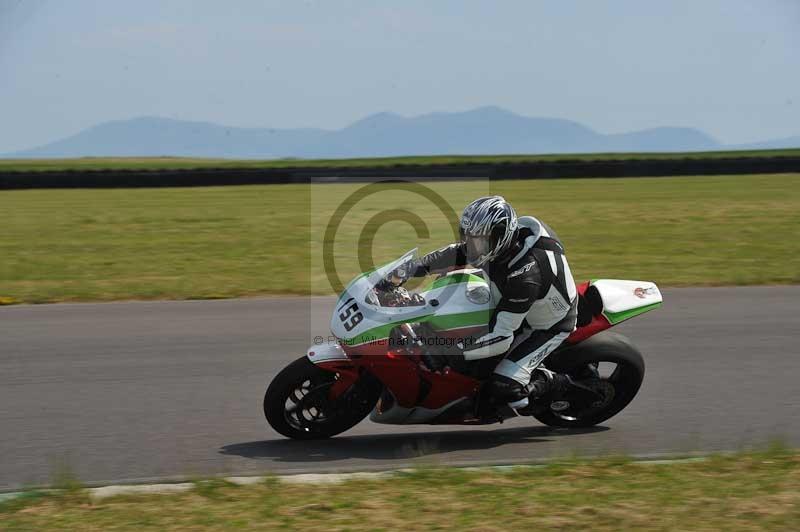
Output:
[
  {"xmin": 532, "ymin": 331, "xmax": 645, "ymax": 428},
  {"xmin": 264, "ymin": 356, "xmax": 381, "ymax": 440}
]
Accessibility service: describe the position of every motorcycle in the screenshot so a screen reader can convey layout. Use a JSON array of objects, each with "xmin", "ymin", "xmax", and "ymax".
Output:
[{"xmin": 264, "ymin": 249, "xmax": 662, "ymax": 439}]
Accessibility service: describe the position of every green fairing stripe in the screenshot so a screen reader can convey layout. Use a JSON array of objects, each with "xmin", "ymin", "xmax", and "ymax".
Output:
[
  {"xmin": 344, "ymin": 309, "xmax": 493, "ymax": 347},
  {"xmin": 344, "ymin": 313, "xmax": 433, "ymax": 346},
  {"xmin": 603, "ymin": 302, "xmax": 662, "ymax": 325},
  {"xmin": 339, "ymin": 272, "xmax": 489, "ymax": 346},
  {"xmin": 428, "ymin": 309, "xmax": 492, "ymax": 330},
  {"xmin": 423, "ymin": 273, "xmax": 485, "ymax": 291}
]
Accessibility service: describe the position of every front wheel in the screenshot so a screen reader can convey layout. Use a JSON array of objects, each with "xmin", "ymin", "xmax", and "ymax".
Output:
[
  {"xmin": 264, "ymin": 356, "xmax": 381, "ymax": 439},
  {"xmin": 532, "ymin": 331, "xmax": 645, "ymax": 428}
]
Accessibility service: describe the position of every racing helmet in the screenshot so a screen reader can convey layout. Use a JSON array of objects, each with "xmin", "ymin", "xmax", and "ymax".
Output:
[{"xmin": 459, "ymin": 196, "xmax": 518, "ymax": 267}]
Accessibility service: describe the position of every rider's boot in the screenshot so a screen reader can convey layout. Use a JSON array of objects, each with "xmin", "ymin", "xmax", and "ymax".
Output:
[
  {"xmin": 510, "ymin": 368, "xmax": 572, "ymax": 415},
  {"xmin": 517, "ymin": 367, "xmax": 606, "ymax": 416},
  {"xmin": 527, "ymin": 367, "xmax": 572, "ymax": 397},
  {"xmin": 491, "ymin": 369, "xmax": 571, "ymax": 415}
]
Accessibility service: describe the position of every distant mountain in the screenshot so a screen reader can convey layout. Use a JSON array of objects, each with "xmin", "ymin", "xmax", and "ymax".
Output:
[
  {"xmin": 302, "ymin": 106, "xmax": 605, "ymax": 157},
  {"xmin": 6, "ymin": 116, "xmax": 328, "ymax": 159},
  {"xmin": 729, "ymin": 135, "xmax": 800, "ymax": 151},
  {"xmin": 603, "ymin": 127, "xmax": 718, "ymax": 152},
  {"xmin": 5, "ymin": 107, "xmax": 796, "ymax": 159}
]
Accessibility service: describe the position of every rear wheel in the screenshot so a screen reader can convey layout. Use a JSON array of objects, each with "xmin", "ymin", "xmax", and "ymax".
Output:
[
  {"xmin": 532, "ymin": 331, "xmax": 645, "ymax": 428},
  {"xmin": 264, "ymin": 356, "xmax": 381, "ymax": 439}
]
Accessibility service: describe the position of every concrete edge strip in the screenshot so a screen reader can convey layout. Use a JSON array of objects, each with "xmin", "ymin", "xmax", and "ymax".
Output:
[{"xmin": 0, "ymin": 455, "xmax": 711, "ymax": 503}]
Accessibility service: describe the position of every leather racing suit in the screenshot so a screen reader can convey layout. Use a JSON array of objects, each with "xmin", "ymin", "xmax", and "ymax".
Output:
[{"xmin": 406, "ymin": 216, "xmax": 578, "ymax": 406}]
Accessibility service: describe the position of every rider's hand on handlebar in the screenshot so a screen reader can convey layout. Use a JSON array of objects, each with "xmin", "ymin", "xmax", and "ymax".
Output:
[
  {"xmin": 375, "ymin": 272, "xmax": 407, "ymax": 293},
  {"xmin": 388, "ymin": 266, "xmax": 411, "ymax": 286}
]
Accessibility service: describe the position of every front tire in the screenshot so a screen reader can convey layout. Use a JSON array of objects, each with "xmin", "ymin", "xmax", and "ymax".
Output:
[
  {"xmin": 532, "ymin": 331, "xmax": 645, "ymax": 428},
  {"xmin": 264, "ymin": 356, "xmax": 381, "ymax": 440}
]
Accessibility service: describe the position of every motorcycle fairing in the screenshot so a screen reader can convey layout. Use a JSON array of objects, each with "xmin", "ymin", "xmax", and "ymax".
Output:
[
  {"xmin": 370, "ymin": 397, "xmax": 469, "ymax": 424},
  {"xmin": 567, "ymin": 279, "xmax": 663, "ymax": 343},
  {"xmin": 311, "ymin": 342, "xmax": 482, "ymax": 419},
  {"xmin": 329, "ymin": 250, "xmax": 495, "ymax": 354},
  {"xmin": 591, "ymin": 279, "xmax": 663, "ymax": 324},
  {"xmin": 306, "ymin": 343, "xmax": 348, "ymax": 363},
  {"xmin": 330, "ymin": 249, "xmax": 432, "ymax": 347}
]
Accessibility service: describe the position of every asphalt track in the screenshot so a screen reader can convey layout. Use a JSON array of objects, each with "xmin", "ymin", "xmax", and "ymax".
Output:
[{"xmin": 1, "ymin": 287, "xmax": 799, "ymax": 491}]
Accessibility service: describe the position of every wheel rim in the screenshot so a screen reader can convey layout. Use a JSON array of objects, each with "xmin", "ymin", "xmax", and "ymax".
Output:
[{"xmin": 283, "ymin": 378, "xmax": 336, "ymax": 434}]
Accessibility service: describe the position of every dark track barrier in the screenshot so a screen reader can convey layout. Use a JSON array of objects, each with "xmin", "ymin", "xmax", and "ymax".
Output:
[{"xmin": 1, "ymin": 156, "xmax": 800, "ymax": 189}]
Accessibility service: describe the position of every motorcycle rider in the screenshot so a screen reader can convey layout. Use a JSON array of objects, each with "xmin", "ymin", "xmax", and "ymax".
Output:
[{"xmin": 389, "ymin": 195, "xmax": 578, "ymax": 414}]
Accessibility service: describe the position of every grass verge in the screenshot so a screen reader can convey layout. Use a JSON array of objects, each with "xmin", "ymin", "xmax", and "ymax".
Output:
[
  {"xmin": 1, "ymin": 174, "xmax": 799, "ymax": 303},
  {"xmin": 1, "ymin": 449, "xmax": 798, "ymax": 531},
  {"xmin": 2, "ymin": 148, "xmax": 800, "ymax": 172}
]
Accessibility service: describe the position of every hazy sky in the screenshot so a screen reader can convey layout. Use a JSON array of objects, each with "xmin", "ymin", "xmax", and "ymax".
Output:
[{"xmin": 1, "ymin": 0, "xmax": 798, "ymax": 153}]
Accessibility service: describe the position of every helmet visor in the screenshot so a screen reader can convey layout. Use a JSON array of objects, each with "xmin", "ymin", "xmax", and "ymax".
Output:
[{"xmin": 463, "ymin": 233, "xmax": 492, "ymax": 265}]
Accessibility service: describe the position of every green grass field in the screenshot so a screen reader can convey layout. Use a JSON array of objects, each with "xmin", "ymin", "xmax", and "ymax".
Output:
[
  {"xmin": 2, "ymin": 449, "xmax": 798, "ymax": 531},
  {"xmin": 1, "ymin": 174, "xmax": 798, "ymax": 304},
  {"xmin": 1, "ymin": 148, "xmax": 799, "ymax": 172}
]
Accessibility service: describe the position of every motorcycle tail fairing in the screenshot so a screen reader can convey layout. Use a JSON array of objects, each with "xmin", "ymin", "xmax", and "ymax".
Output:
[{"xmin": 569, "ymin": 279, "xmax": 662, "ymax": 343}]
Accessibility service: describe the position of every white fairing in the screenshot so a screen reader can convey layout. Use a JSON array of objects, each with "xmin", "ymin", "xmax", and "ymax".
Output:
[
  {"xmin": 419, "ymin": 272, "xmax": 495, "ymax": 330},
  {"xmin": 330, "ymin": 250, "xmax": 497, "ymax": 347},
  {"xmin": 306, "ymin": 342, "xmax": 348, "ymax": 362},
  {"xmin": 330, "ymin": 249, "xmax": 434, "ymax": 345},
  {"xmin": 592, "ymin": 279, "xmax": 663, "ymax": 314}
]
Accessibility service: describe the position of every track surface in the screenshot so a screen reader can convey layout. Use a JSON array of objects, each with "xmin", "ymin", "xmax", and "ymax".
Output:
[{"xmin": 1, "ymin": 287, "xmax": 799, "ymax": 490}]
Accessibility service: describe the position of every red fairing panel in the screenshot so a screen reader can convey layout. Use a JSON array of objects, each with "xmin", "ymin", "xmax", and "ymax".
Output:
[
  {"xmin": 361, "ymin": 351, "xmax": 480, "ymax": 409},
  {"xmin": 329, "ymin": 345, "xmax": 481, "ymax": 410},
  {"xmin": 419, "ymin": 368, "xmax": 480, "ymax": 409},
  {"xmin": 362, "ymin": 350, "xmax": 422, "ymax": 407},
  {"xmin": 343, "ymin": 340, "xmax": 392, "ymax": 357},
  {"xmin": 567, "ymin": 313, "xmax": 612, "ymax": 344},
  {"xmin": 566, "ymin": 281, "xmax": 612, "ymax": 344}
]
